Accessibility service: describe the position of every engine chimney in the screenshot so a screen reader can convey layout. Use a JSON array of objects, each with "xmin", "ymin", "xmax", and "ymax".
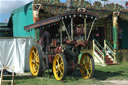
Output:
[{"xmin": 66, "ymin": 0, "xmax": 72, "ymax": 11}]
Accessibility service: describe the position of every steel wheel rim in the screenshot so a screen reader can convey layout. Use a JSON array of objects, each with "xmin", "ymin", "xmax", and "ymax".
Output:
[
  {"xmin": 53, "ymin": 54, "xmax": 64, "ymax": 80},
  {"xmin": 29, "ymin": 46, "xmax": 40, "ymax": 76},
  {"xmin": 80, "ymin": 54, "xmax": 92, "ymax": 79}
]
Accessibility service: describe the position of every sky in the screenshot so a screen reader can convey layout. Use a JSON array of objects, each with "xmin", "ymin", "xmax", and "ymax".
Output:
[{"xmin": 0, "ymin": 0, "xmax": 127, "ymax": 23}]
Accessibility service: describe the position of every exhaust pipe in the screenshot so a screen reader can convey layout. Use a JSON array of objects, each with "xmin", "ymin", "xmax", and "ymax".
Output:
[{"xmin": 66, "ymin": 0, "xmax": 72, "ymax": 11}]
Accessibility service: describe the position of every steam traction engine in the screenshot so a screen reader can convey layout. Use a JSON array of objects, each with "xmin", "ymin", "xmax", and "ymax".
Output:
[{"xmin": 24, "ymin": 10, "xmax": 98, "ymax": 80}]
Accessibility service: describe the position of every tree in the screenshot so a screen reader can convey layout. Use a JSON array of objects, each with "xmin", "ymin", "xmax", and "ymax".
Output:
[
  {"xmin": 72, "ymin": 0, "xmax": 92, "ymax": 7},
  {"xmin": 104, "ymin": 3, "xmax": 125, "ymax": 11},
  {"xmin": 93, "ymin": 1, "xmax": 102, "ymax": 9},
  {"xmin": 83, "ymin": 1, "xmax": 92, "ymax": 7}
]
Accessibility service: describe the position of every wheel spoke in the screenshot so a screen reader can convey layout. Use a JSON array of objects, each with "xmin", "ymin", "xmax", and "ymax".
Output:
[
  {"xmin": 86, "ymin": 56, "xmax": 91, "ymax": 69},
  {"xmin": 59, "ymin": 58, "xmax": 64, "ymax": 76},
  {"xmin": 36, "ymin": 57, "xmax": 39, "ymax": 63},
  {"xmin": 56, "ymin": 59, "xmax": 59, "ymax": 65},
  {"xmin": 59, "ymin": 69, "xmax": 63, "ymax": 77},
  {"xmin": 84, "ymin": 56, "xmax": 87, "ymax": 65},
  {"xmin": 36, "ymin": 51, "xmax": 39, "ymax": 58},
  {"xmin": 85, "ymin": 67, "xmax": 90, "ymax": 77},
  {"xmin": 32, "ymin": 60, "xmax": 35, "ymax": 64},
  {"xmin": 32, "ymin": 51, "xmax": 37, "ymax": 58},
  {"xmin": 56, "ymin": 68, "xmax": 59, "ymax": 73},
  {"xmin": 36, "ymin": 64, "xmax": 39, "ymax": 72},
  {"xmin": 89, "ymin": 59, "xmax": 92, "ymax": 69},
  {"xmin": 60, "ymin": 61, "xmax": 63, "ymax": 66},
  {"xmin": 60, "ymin": 64, "xmax": 63, "ymax": 69},
  {"xmin": 32, "ymin": 64, "xmax": 36, "ymax": 73},
  {"xmin": 34, "ymin": 66, "xmax": 37, "ymax": 73},
  {"xmin": 56, "ymin": 56, "xmax": 60, "ymax": 64},
  {"xmin": 85, "ymin": 56, "xmax": 91, "ymax": 76},
  {"xmin": 87, "ymin": 56, "xmax": 90, "ymax": 64},
  {"xmin": 32, "ymin": 50, "xmax": 39, "ymax": 72}
]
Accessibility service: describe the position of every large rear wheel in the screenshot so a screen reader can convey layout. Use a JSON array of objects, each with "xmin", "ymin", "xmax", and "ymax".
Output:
[
  {"xmin": 80, "ymin": 53, "xmax": 94, "ymax": 79},
  {"xmin": 53, "ymin": 53, "xmax": 67, "ymax": 80},
  {"xmin": 29, "ymin": 45, "xmax": 44, "ymax": 76}
]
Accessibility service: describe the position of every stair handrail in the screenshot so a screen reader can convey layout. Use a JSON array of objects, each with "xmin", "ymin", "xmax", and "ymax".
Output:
[
  {"xmin": 94, "ymin": 39, "xmax": 104, "ymax": 50},
  {"xmin": 95, "ymin": 45, "xmax": 104, "ymax": 57},
  {"xmin": 105, "ymin": 40, "xmax": 114, "ymax": 50},
  {"xmin": 93, "ymin": 39, "xmax": 105, "ymax": 64},
  {"xmin": 105, "ymin": 45, "xmax": 115, "ymax": 57},
  {"xmin": 104, "ymin": 40, "xmax": 116, "ymax": 63}
]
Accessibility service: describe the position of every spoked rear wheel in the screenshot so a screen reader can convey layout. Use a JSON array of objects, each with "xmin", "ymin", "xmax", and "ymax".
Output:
[
  {"xmin": 80, "ymin": 53, "xmax": 94, "ymax": 79},
  {"xmin": 29, "ymin": 45, "xmax": 44, "ymax": 76},
  {"xmin": 53, "ymin": 53, "xmax": 67, "ymax": 80}
]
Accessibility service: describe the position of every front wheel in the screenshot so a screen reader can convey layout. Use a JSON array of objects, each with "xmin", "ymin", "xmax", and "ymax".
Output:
[
  {"xmin": 53, "ymin": 53, "xmax": 67, "ymax": 80},
  {"xmin": 80, "ymin": 53, "xmax": 95, "ymax": 79},
  {"xmin": 29, "ymin": 45, "xmax": 44, "ymax": 76}
]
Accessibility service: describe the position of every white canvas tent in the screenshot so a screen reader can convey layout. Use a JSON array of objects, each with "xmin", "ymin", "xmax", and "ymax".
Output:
[{"xmin": 0, "ymin": 37, "xmax": 33, "ymax": 73}]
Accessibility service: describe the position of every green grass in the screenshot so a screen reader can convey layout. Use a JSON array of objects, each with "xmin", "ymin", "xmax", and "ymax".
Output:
[
  {"xmin": 94, "ymin": 62, "xmax": 128, "ymax": 80},
  {"xmin": 2, "ymin": 63, "xmax": 128, "ymax": 85}
]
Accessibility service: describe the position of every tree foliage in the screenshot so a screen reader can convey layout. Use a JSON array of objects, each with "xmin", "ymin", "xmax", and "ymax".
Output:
[
  {"xmin": 104, "ymin": 3, "xmax": 125, "ymax": 11},
  {"xmin": 93, "ymin": 1, "xmax": 102, "ymax": 9}
]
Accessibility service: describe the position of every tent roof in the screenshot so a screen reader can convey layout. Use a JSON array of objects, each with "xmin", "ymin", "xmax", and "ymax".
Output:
[
  {"xmin": 12, "ymin": 2, "xmax": 33, "ymax": 14},
  {"xmin": 7, "ymin": 1, "xmax": 33, "ymax": 28}
]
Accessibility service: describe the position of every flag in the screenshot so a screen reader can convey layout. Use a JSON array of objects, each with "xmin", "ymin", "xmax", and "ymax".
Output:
[{"xmin": 4, "ymin": 19, "xmax": 8, "ymax": 22}]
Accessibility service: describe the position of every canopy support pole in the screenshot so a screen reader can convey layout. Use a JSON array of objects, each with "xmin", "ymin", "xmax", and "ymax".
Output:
[
  {"xmin": 87, "ymin": 19, "xmax": 96, "ymax": 41},
  {"xmin": 71, "ymin": 18, "xmax": 74, "ymax": 41},
  {"xmin": 84, "ymin": 18, "xmax": 87, "ymax": 40},
  {"xmin": 62, "ymin": 20, "xmax": 71, "ymax": 40},
  {"xmin": 60, "ymin": 24, "xmax": 63, "ymax": 46}
]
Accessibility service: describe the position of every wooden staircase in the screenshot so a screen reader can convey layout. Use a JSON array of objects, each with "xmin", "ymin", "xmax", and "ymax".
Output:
[
  {"xmin": 93, "ymin": 39, "xmax": 105, "ymax": 65},
  {"xmin": 93, "ymin": 39, "xmax": 117, "ymax": 65},
  {"xmin": 104, "ymin": 40, "xmax": 117, "ymax": 65},
  {"xmin": 0, "ymin": 66, "xmax": 14, "ymax": 85}
]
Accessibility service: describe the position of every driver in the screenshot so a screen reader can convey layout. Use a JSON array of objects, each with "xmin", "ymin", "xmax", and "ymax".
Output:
[{"xmin": 75, "ymin": 24, "xmax": 84, "ymax": 40}]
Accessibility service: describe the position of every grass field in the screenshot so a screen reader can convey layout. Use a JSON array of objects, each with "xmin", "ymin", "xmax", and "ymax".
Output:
[{"xmin": 2, "ymin": 63, "xmax": 128, "ymax": 85}]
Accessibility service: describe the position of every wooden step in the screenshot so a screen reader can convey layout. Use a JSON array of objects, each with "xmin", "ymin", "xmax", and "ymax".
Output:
[
  {"xmin": 105, "ymin": 57, "xmax": 113, "ymax": 60},
  {"xmin": 106, "ymin": 62, "xmax": 118, "ymax": 65},
  {"xmin": 106, "ymin": 63, "xmax": 114, "ymax": 65},
  {"xmin": 105, "ymin": 61, "xmax": 113, "ymax": 63},
  {"xmin": 105, "ymin": 59, "xmax": 113, "ymax": 62},
  {"xmin": 105, "ymin": 55, "xmax": 113, "ymax": 59},
  {"xmin": 1, "ymin": 80, "xmax": 13, "ymax": 82},
  {"xmin": 106, "ymin": 62, "xmax": 113, "ymax": 64},
  {"xmin": 105, "ymin": 55, "xmax": 109, "ymax": 58},
  {"xmin": 3, "ymin": 75, "xmax": 14, "ymax": 77},
  {"xmin": 105, "ymin": 57, "xmax": 111, "ymax": 60}
]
